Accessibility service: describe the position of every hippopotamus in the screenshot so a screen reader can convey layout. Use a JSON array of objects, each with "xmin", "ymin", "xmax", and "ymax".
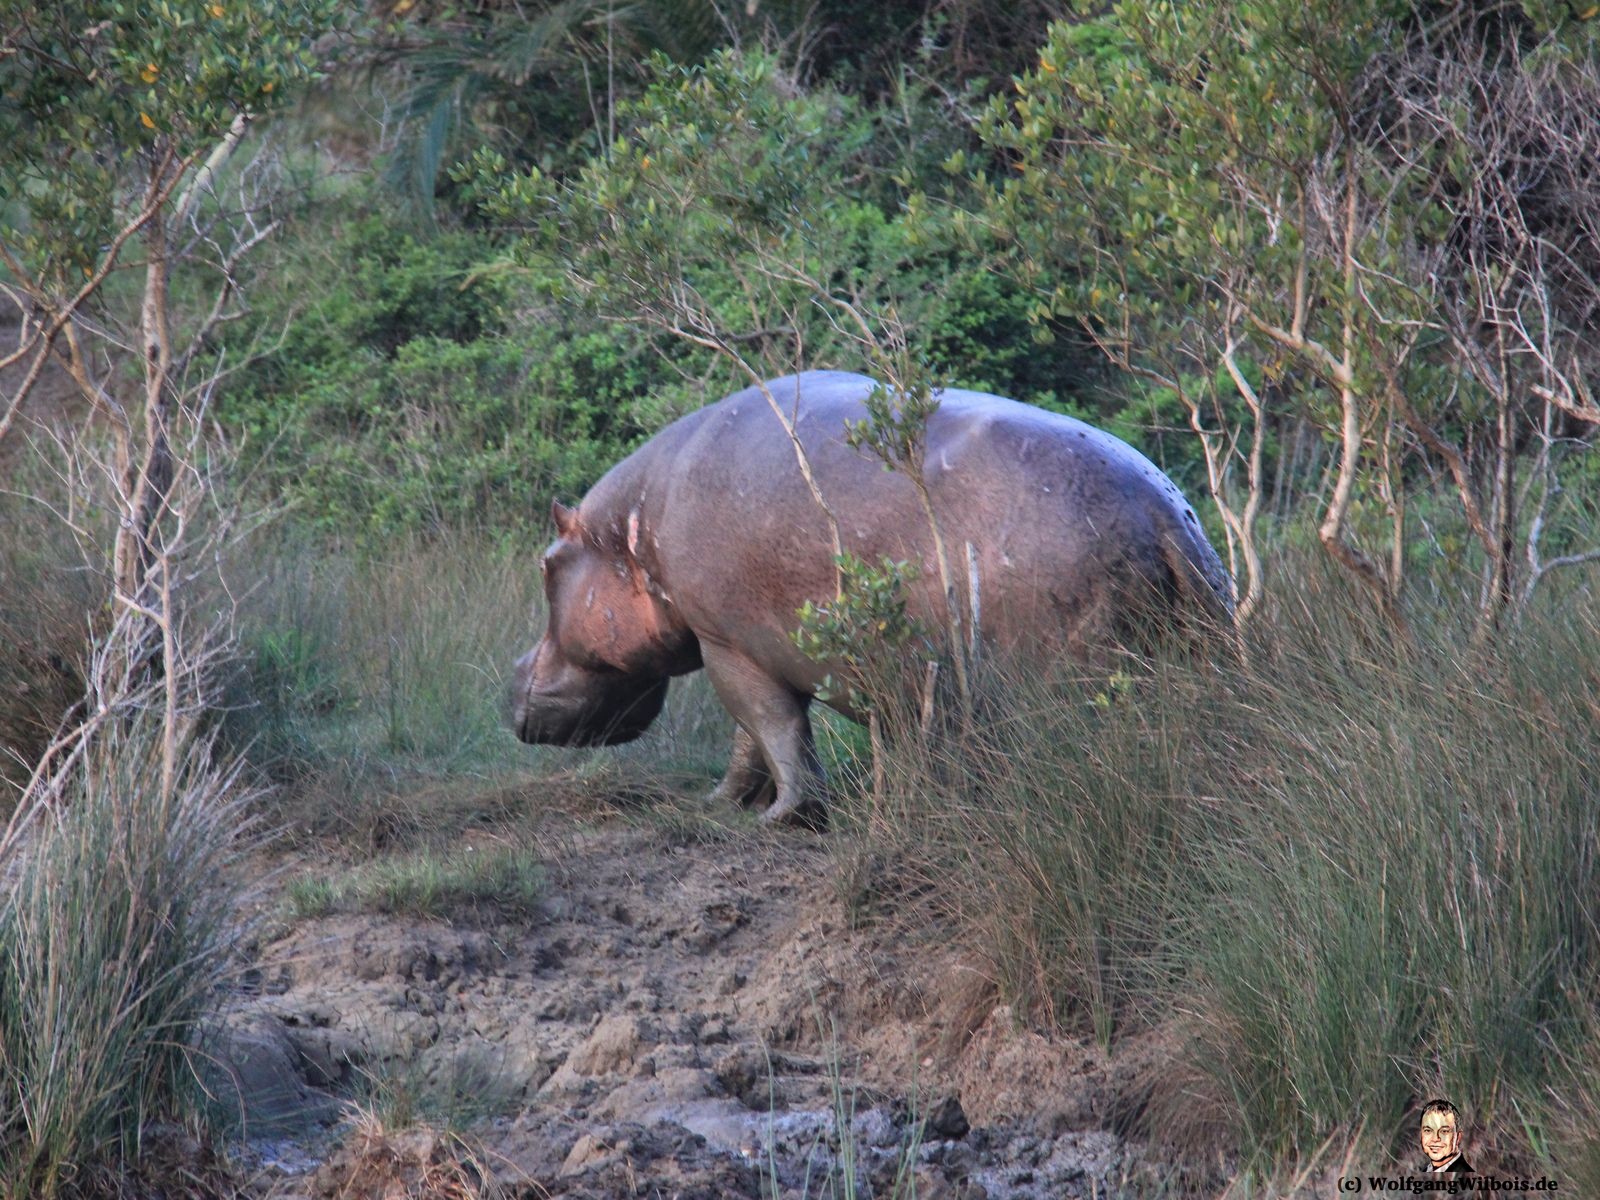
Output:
[{"xmin": 510, "ymin": 370, "xmax": 1233, "ymax": 822}]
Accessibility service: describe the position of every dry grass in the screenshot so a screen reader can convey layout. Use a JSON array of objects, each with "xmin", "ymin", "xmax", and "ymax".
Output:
[
  {"xmin": 313, "ymin": 1106, "xmax": 509, "ymax": 1200},
  {"xmin": 836, "ymin": 551, "xmax": 1600, "ymax": 1178},
  {"xmin": 0, "ymin": 488, "xmax": 101, "ymax": 806}
]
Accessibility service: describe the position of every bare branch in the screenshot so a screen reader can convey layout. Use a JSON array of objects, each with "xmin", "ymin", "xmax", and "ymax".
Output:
[
  {"xmin": 172, "ymin": 111, "xmax": 251, "ymax": 232},
  {"xmin": 0, "ymin": 143, "xmax": 190, "ymax": 447}
]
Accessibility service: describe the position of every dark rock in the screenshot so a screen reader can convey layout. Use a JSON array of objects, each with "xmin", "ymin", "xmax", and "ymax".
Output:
[
  {"xmin": 197, "ymin": 1018, "xmax": 338, "ymax": 1136},
  {"xmin": 713, "ymin": 1048, "xmax": 768, "ymax": 1110},
  {"xmin": 284, "ymin": 1025, "xmax": 363, "ymax": 1089},
  {"xmin": 925, "ymin": 1094, "xmax": 970, "ymax": 1141}
]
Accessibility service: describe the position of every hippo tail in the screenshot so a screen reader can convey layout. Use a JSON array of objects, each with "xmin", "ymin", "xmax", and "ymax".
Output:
[{"xmin": 1156, "ymin": 509, "xmax": 1238, "ymax": 638}]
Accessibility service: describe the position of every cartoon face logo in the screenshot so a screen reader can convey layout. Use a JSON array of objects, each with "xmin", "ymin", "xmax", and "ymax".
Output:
[{"xmin": 1419, "ymin": 1099, "xmax": 1470, "ymax": 1173}]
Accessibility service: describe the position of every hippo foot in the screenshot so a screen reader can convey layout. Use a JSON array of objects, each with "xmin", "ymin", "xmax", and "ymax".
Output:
[
  {"xmin": 707, "ymin": 776, "xmax": 776, "ymax": 811},
  {"xmin": 758, "ymin": 787, "xmax": 830, "ymax": 831},
  {"xmin": 708, "ymin": 726, "xmax": 777, "ymax": 811},
  {"xmin": 781, "ymin": 796, "xmax": 829, "ymax": 832}
]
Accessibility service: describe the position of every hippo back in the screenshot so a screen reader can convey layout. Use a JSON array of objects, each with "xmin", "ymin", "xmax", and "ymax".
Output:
[{"xmin": 600, "ymin": 371, "xmax": 1232, "ymax": 689}]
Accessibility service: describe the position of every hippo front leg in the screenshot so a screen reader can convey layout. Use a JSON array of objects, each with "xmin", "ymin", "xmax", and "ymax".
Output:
[
  {"xmin": 708, "ymin": 724, "xmax": 776, "ymax": 810},
  {"xmin": 699, "ymin": 642, "xmax": 827, "ymax": 826}
]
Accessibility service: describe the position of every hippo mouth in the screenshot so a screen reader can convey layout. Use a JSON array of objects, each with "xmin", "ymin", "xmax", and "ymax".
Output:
[{"xmin": 511, "ymin": 674, "xmax": 669, "ymax": 747}]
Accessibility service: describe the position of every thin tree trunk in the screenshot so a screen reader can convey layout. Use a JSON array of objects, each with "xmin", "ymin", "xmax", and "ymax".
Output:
[
  {"xmin": 117, "ymin": 152, "xmax": 177, "ymax": 616},
  {"xmin": 1487, "ymin": 385, "xmax": 1516, "ymax": 625},
  {"xmin": 1315, "ymin": 167, "xmax": 1401, "ymax": 625},
  {"xmin": 1382, "ymin": 405, "xmax": 1404, "ymax": 605}
]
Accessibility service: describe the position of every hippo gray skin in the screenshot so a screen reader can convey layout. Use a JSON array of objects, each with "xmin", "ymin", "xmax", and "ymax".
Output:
[{"xmin": 510, "ymin": 370, "xmax": 1233, "ymax": 823}]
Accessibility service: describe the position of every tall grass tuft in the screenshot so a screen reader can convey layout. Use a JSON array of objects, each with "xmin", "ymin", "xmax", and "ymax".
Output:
[
  {"xmin": 847, "ymin": 551, "xmax": 1600, "ymax": 1173},
  {"xmin": 224, "ymin": 530, "xmax": 542, "ymax": 781},
  {"xmin": 1545, "ymin": 1006, "xmax": 1600, "ymax": 1196},
  {"xmin": 0, "ymin": 712, "xmax": 249, "ymax": 1197},
  {"xmin": 837, "ymin": 653, "xmax": 1208, "ymax": 1047},
  {"xmin": 0, "ymin": 450, "xmax": 254, "ymax": 1194},
  {"xmin": 1184, "ymin": 570, "xmax": 1600, "ymax": 1167}
]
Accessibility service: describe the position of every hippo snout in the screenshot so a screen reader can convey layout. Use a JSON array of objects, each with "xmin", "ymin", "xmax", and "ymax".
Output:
[
  {"xmin": 508, "ymin": 643, "xmax": 669, "ymax": 746},
  {"xmin": 507, "ymin": 647, "xmax": 539, "ymax": 737}
]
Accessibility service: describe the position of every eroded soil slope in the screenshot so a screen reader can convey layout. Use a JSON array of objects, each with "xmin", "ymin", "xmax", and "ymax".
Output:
[{"xmin": 219, "ymin": 802, "xmax": 1189, "ymax": 1199}]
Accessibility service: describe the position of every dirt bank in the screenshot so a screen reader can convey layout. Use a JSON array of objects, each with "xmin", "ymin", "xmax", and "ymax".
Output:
[{"xmin": 215, "ymin": 800, "xmax": 1208, "ymax": 1199}]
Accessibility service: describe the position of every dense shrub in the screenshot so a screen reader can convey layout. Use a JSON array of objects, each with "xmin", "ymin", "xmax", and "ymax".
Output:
[
  {"xmin": 225, "ymin": 69, "xmax": 1112, "ymax": 543},
  {"xmin": 218, "ymin": 210, "xmax": 679, "ymax": 536}
]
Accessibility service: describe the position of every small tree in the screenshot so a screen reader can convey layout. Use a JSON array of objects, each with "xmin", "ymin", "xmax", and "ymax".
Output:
[
  {"xmin": 841, "ymin": 330, "xmax": 974, "ymax": 709},
  {"xmin": 1390, "ymin": 20, "xmax": 1600, "ymax": 616},
  {"xmin": 1, "ymin": 6, "xmax": 337, "ymax": 1187},
  {"xmin": 2, "ymin": 0, "xmax": 335, "ymax": 605},
  {"xmin": 793, "ymin": 551, "xmax": 933, "ymax": 809},
  {"xmin": 977, "ymin": 0, "xmax": 1600, "ymax": 629}
]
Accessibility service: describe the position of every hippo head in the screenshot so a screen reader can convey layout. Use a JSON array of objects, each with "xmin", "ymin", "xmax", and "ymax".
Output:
[{"xmin": 510, "ymin": 500, "xmax": 680, "ymax": 747}]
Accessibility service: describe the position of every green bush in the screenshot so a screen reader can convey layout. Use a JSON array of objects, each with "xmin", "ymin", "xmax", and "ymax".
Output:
[
  {"xmin": 466, "ymin": 49, "xmax": 1106, "ymax": 462},
  {"xmin": 217, "ymin": 207, "xmax": 677, "ymax": 537},
  {"xmin": 221, "ymin": 57, "xmax": 1121, "ymax": 545}
]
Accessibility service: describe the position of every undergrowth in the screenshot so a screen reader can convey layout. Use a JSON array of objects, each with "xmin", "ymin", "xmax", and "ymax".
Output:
[
  {"xmin": 220, "ymin": 530, "xmax": 540, "ymax": 783},
  {"xmin": 829, "ymin": 552, "xmax": 1600, "ymax": 1180},
  {"xmin": 0, "ymin": 482, "xmax": 101, "ymax": 808},
  {"xmin": 221, "ymin": 527, "xmax": 733, "ymax": 848}
]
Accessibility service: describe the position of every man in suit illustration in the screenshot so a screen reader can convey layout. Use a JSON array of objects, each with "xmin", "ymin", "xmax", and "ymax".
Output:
[{"xmin": 1419, "ymin": 1098, "xmax": 1473, "ymax": 1174}]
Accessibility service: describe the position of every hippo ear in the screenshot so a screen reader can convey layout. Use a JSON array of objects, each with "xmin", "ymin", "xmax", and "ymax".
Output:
[{"xmin": 551, "ymin": 500, "xmax": 581, "ymax": 539}]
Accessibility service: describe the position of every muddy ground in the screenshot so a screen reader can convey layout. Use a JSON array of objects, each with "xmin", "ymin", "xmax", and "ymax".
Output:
[{"xmin": 210, "ymin": 789, "xmax": 1225, "ymax": 1200}]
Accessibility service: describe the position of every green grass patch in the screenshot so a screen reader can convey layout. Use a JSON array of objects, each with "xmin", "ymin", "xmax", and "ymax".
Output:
[{"xmin": 283, "ymin": 842, "xmax": 543, "ymax": 922}]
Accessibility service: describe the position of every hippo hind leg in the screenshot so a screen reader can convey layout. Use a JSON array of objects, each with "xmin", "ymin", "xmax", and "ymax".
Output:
[
  {"xmin": 699, "ymin": 642, "xmax": 828, "ymax": 828},
  {"xmin": 708, "ymin": 725, "xmax": 775, "ymax": 810}
]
